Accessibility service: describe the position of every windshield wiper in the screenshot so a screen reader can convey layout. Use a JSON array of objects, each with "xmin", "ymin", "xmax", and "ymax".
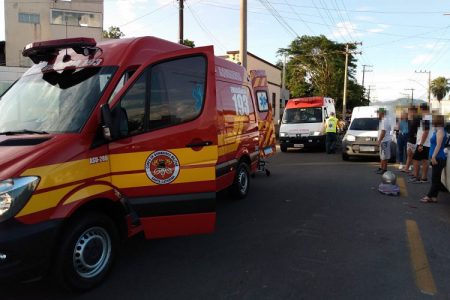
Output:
[{"xmin": 0, "ymin": 129, "xmax": 49, "ymax": 135}]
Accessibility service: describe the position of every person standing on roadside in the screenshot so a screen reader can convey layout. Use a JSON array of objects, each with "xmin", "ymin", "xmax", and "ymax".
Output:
[
  {"xmin": 324, "ymin": 111, "xmax": 338, "ymax": 154},
  {"xmin": 396, "ymin": 110, "xmax": 408, "ymax": 170},
  {"xmin": 409, "ymin": 103, "xmax": 432, "ymax": 183},
  {"xmin": 401, "ymin": 106, "xmax": 419, "ymax": 173},
  {"xmin": 376, "ymin": 108, "xmax": 392, "ymax": 174},
  {"xmin": 420, "ymin": 115, "xmax": 447, "ymax": 203}
]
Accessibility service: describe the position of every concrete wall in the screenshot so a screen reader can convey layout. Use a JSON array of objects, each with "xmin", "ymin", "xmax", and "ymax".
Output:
[
  {"xmin": 4, "ymin": 0, "xmax": 103, "ymax": 67},
  {"xmin": 0, "ymin": 66, "xmax": 27, "ymax": 94}
]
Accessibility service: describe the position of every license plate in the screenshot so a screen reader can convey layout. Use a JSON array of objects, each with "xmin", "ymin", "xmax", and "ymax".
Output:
[
  {"xmin": 360, "ymin": 146, "xmax": 375, "ymax": 152},
  {"xmin": 294, "ymin": 144, "xmax": 304, "ymax": 148}
]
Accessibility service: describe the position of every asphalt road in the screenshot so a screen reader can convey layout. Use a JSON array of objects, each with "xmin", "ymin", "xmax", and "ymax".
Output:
[{"xmin": 4, "ymin": 147, "xmax": 450, "ymax": 300}]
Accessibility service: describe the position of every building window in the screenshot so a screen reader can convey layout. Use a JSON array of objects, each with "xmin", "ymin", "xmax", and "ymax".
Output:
[
  {"xmin": 18, "ymin": 13, "xmax": 40, "ymax": 24},
  {"xmin": 50, "ymin": 9, "xmax": 101, "ymax": 28}
]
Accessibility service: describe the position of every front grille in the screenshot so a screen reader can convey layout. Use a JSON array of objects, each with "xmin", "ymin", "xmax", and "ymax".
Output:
[{"xmin": 355, "ymin": 136, "xmax": 377, "ymax": 143}]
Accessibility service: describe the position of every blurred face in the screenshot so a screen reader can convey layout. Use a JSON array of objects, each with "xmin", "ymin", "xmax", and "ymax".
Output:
[
  {"xmin": 432, "ymin": 115, "xmax": 444, "ymax": 127},
  {"xmin": 401, "ymin": 112, "xmax": 408, "ymax": 120},
  {"xmin": 408, "ymin": 108, "xmax": 417, "ymax": 120},
  {"xmin": 378, "ymin": 111, "xmax": 385, "ymax": 119}
]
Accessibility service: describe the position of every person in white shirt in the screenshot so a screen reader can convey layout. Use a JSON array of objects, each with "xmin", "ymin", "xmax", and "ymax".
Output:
[
  {"xmin": 376, "ymin": 108, "xmax": 392, "ymax": 174},
  {"xmin": 409, "ymin": 103, "xmax": 431, "ymax": 184}
]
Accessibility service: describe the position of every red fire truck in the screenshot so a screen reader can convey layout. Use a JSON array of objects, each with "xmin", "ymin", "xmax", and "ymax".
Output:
[{"xmin": 0, "ymin": 36, "xmax": 276, "ymax": 290}]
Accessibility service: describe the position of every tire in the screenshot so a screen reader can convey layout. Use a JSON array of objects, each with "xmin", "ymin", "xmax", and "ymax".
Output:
[
  {"xmin": 342, "ymin": 153, "xmax": 349, "ymax": 161},
  {"xmin": 280, "ymin": 144, "xmax": 287, "ymax": 152},
  {"xmin": 53, "ymin": 212, "xmax": 119, "ymax": 292},
  {"xmin": 231, "ymin": 162, "xmax": 250, "ymax": 199}
]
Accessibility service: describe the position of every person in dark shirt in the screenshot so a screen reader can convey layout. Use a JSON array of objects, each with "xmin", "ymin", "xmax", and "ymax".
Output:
[{"xmin": 401, "ymin": 106, "xmax": 419, "ymax": 173}]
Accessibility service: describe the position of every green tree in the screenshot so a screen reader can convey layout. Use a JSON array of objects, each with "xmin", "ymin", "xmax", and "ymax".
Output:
[
  {"xmin": 181, "ymin": 39, "xmax": 195, "ymax": 48},
  {"xmin": 430, "ymin": 76, "xmax": 450, "ymax": 102},
  {"xmin": 102, "ymin": 26, "xmax": 125, "ymax": 39},
  {"xmin": 278, "ymin": 35, "xmax": 366, "ymax": 113}
]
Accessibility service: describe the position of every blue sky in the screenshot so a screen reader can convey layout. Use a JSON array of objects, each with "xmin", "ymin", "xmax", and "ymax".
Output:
[{"xmin": 2, "ymin": 0, "xmax": 450, "ymax": 101}]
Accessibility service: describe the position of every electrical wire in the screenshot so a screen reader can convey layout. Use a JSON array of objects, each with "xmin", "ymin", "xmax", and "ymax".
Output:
[
  {"xmin": 257, "ymin": 0, "xmax": 299, "ymax": 38},
  {"xmin": 185, "ymin": 2, "xmax": 228, "ymax": 53},
  {"xmin": 282, "ymin": 0, "xmax": 315, "ymax": 35}
]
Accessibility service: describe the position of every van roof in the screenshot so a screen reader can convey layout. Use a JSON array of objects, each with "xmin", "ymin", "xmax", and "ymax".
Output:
[{"xmin": 286, "ymin": 97, "xmax": 332, "ymax": 108}]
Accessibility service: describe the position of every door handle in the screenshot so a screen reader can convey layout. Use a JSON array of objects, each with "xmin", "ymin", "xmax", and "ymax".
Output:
[{"xmin": 186, "ymin": 140, "xmax": 213, "ymax": 148}]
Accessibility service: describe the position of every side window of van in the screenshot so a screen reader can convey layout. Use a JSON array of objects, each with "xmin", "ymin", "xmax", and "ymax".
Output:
[
  {"xmin": 148, "ymin": 56, "xmax": 206, "ymax": 130},
  {"xmin": 108, "ymin": 69, "xmax": 136, "ymax": 103},
  {"xmin": 114, "ymin": 71, "xmax": 147, "ymax": 136}
]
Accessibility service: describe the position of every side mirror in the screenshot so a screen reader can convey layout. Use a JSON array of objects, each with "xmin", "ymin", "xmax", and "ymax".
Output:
[{"xmin": 101, "ymin": 104, "xmax": 113, "ymax": 141}]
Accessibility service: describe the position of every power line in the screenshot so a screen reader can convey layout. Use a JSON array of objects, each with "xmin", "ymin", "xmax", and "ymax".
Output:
[
  {"xmin": 257, "ymin": 0, "xmax": 299, "ymax": 38},
  {"xmin": 119, "ymin": 2, "xmax": 172, "ymax": 27},
  {"xmin": 265, "ymin": 1, "xmax": 445, "ymax": 15},
  {"xmin": 185, "ymin": 2, "xmax": 228, "ymax": 52},
  {"xmin": 282, "ymin": 0, "xmax": 315, "ymax": 34}
]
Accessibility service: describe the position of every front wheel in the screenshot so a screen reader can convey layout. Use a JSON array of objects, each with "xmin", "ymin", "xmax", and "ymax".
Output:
[
  {"xmin": 53, "ymin": 212, "xmax": 119, "ymax": 292},
  {"xmin": 280, "ymin": 144, "xmax": 287, "ymax": 152},
  {"xmin": 342, "ymin": 153, "xmax": 349, "ymax": 161},
  {"xmin": 231, "ymin": 162, "xmax": 250, "ymax": 199}
]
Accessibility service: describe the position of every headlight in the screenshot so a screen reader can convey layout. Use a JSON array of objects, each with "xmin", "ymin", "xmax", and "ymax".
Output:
[
  {"xmin": 279, "ymin": 132, "xmax": 287, "ymax": 137},
  {"xmin": 312, "ymin": 131, "xmax": 321, "ymax": 136},
  {"xmin": 0, "ymin": 177, "xmax": 39, "ymax": 222},
  {"xmin": 345, "ymin": 134, "xmax": 356, "ymax": 142}
]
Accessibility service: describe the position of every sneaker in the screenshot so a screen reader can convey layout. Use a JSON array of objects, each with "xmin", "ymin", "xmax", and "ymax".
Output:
[
  {"xmin": 376, "ymin": 169, "xmax": 387, "ymax": 174},
  {"xmin": 408, "ymin": 177, "xmax": 419, "ymax": 183},
  {"xmin": 413, "ymin": 178, "xmax": 429, "ymax": 184},
  {"xmin": 398, "ymin": 164, "xmax": 404, "ymax": 170}
]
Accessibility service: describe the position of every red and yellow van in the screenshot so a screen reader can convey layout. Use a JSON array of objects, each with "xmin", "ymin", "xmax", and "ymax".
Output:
[{"xmin": 0, "ymin": 36, "xmax": 275, "ymax": 290}]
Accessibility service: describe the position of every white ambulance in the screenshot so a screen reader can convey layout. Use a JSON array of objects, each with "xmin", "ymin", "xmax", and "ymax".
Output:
[{"xmin": 279, "ymin": 97, "xmax": 336, "ymax": 152}]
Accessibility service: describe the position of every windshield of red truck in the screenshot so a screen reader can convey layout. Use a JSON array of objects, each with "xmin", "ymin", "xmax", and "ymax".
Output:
[
  {"xmin": 0, "ymin": 66, "xmax": 117, "ymax": 134},
  {"xmin": 282, "ymin": 107, "xmax": 323, "ymax": 124}
]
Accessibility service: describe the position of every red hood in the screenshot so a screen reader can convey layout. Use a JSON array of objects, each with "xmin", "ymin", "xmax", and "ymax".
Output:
[{"xmin": 0, "ymin": 134, "xmax": 85, "ymax": 180}]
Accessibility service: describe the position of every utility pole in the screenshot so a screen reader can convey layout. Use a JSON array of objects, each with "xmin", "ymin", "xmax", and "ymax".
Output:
[
  {"xmin": 415, "ymin": 70, "xmax": 431, "ymax": 104},
  {"xmin": 178, "ymin": 0, "xmax": 184, "ymax": 44},
  {"xmin": 342, "ymin": 42, "xmax": 362, "ymax": 121},
  {"xmin": 240, "ymin": 0, "xmax": 247, "ymax": 69},
  {"xmin": 367, "ymin": 85, "xmax": 375, "ymax": 102},
  {"xmin": 404, "ymin": 88, "xmax": 415, "ymax": 105},
  {"xmin": 361, "ymin": 64, "xmax": 373, "ymax": 91}
]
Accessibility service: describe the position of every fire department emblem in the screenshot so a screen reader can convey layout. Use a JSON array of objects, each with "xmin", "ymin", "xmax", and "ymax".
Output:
[{"xmin": 145, "ymin": 150, "xmax": 180, "ymax": 184}]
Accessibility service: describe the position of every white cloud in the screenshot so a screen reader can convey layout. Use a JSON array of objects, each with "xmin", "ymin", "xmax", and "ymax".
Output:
[
  {"xmin": 331, "ymin": 22, "xmax": 363, "ymax": 40},
  {"xmin": 412, "ymin": 54, "xmax": 433, "ymax": 65},
  {"xmin": 367, "ymin": 24, "xmax": 390, "ymax": 34},
  {"xmin": 424, "ymin": 42, "xmax": 446, "ymax": 50},
  {"xmin": 355, "ymin": 15, "xmax": 375, "ymax": 22},
  {"xmin": 368, "ymin": 28, "xmax": 384, "ymax": 33}
]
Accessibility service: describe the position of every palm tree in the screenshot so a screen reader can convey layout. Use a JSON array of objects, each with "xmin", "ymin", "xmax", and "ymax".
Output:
[{"xmin": 430, "ymin": 76, "xmax": 450, "ymax": 102}]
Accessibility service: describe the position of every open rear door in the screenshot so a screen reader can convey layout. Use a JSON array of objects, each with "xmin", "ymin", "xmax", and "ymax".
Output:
[
  {"xmin": 107, "ymin": 46, "xmax": 218, "ymax": 239},
  {"xmin": 250, "ymin": 70, "xmax": 276, "ymax": 158}
]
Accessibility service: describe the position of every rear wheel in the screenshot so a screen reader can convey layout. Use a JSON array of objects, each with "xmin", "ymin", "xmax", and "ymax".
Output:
[
  {"xmin": 231, "ymin": 162, "xmax": 250, "ymax": 199},
  {"xmin": 342, "ymin": 153, "xmax": 349, "ymax": 161},
  {"xmin": 280, "ymin": 144, "xmax": 287, "ymax": 152},
  {"xmin": 54, "ymin": 212, "xmax": 118, "ymax": 292}
]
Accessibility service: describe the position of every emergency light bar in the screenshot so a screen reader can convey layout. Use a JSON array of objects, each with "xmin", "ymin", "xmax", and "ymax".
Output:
[{"xmin": 22, "ymin": 37, "xmax": 97, "ymax": 64}]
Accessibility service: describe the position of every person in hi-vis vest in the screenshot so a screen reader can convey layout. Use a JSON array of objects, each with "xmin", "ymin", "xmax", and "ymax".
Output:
[{"xmin": 324, "ymin": 111, "xmax": 338, "ymax": 154}]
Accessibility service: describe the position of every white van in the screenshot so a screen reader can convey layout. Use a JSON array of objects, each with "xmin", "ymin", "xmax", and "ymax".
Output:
[
  {"xmin": 279, "ymin": 97, "xmax": 335, "ymax": 152},
  {"xmin": 342, "ymin": 106, "xmax": 396, "ymax": 161}
]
